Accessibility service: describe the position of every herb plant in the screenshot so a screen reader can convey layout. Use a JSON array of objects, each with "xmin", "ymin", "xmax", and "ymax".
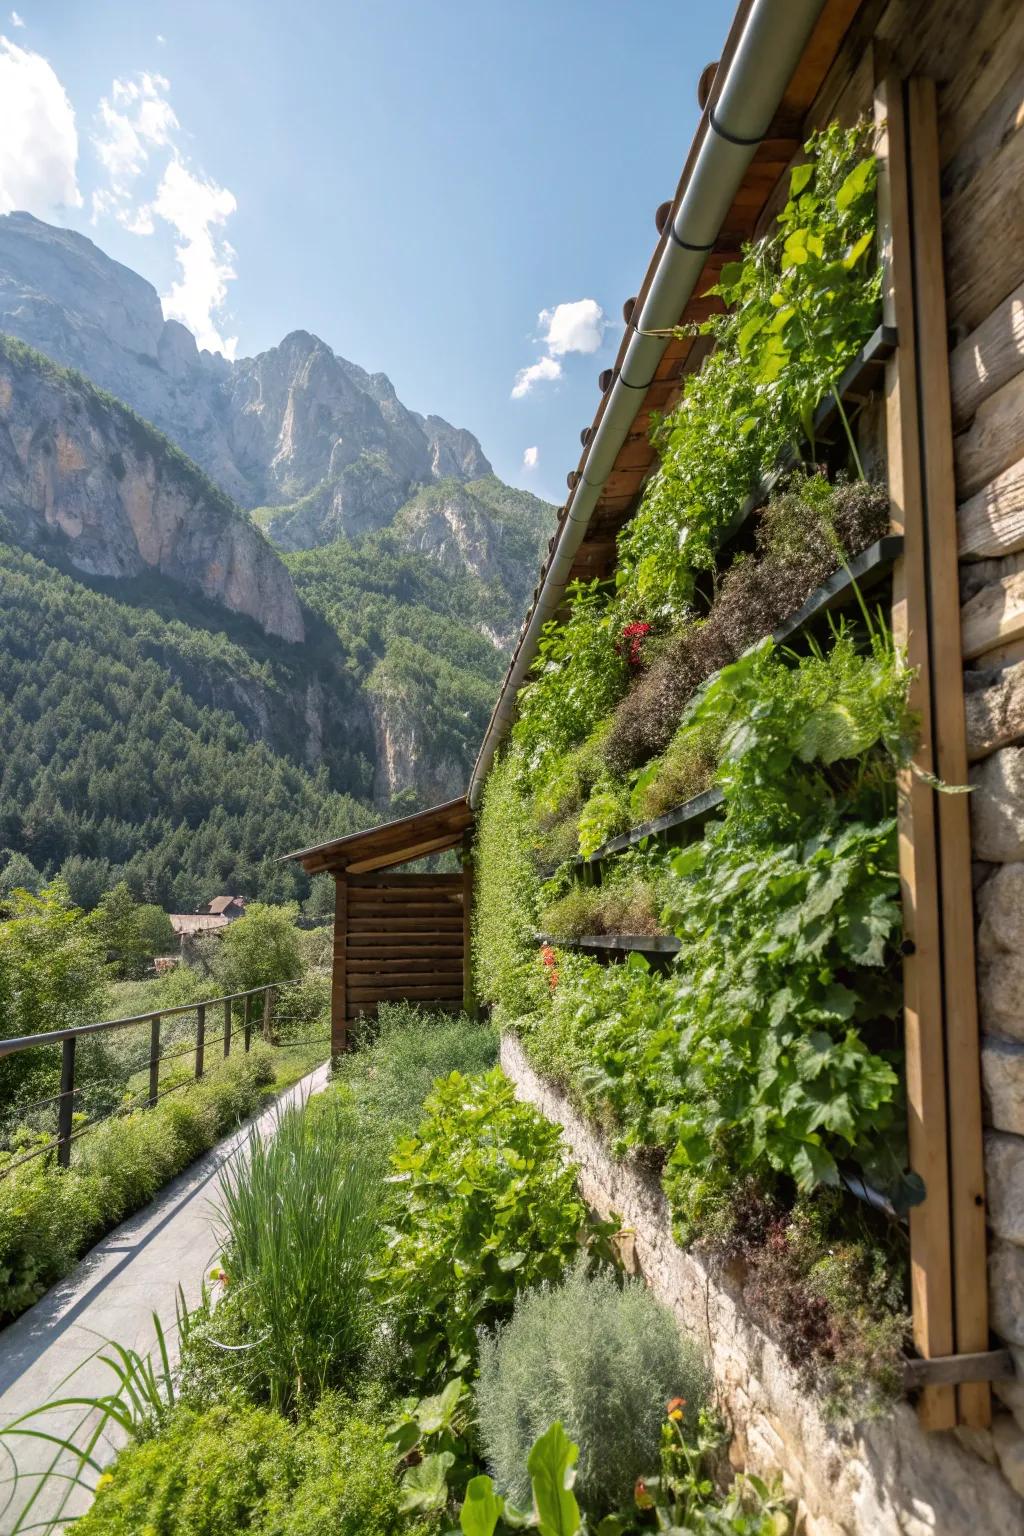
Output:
[{"xmin": 378, "ymin": 1068, "xmax": 585, "ymax": 1384}]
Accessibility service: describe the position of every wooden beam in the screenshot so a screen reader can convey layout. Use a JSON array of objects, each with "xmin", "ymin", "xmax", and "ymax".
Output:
[
  {"xmin": 903, "ymin": 1349, "xmax": 1015, "ymax": 1392},
  {"xmin": 332, "ymin": 873, "xmax": 348, "ymax": 1056},
  {"xmin": 907, "ymin": 75, "xmax": 990, "ymax": 1430},
  {"xmin": 875, "ymin": 73, "xmax": 956, "ymax": 1432},
  {"xmin": 344, "ymin": 833, "xmax": 464, "ymax": 875}
]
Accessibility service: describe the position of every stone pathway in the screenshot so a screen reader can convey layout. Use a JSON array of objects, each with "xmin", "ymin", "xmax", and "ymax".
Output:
[{"xmin": 0, "ymin": 1063, "xmax": 330, "ymax": 1534}]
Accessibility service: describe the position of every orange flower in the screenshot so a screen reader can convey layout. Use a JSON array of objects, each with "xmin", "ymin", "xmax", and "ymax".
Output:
[{"xmin": 666, "ymin": 1395, "xmax": 686, "ymax": 1421}]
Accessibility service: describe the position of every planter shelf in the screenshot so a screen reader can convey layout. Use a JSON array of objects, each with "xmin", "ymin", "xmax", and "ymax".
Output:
[
  {"xmin": 581, "ymin": 531, "xmax": 903, "ymax": 867},
  {"xmin": 536, "ymin": 930, "xmax": 681, "ymax": 955},
  {"xmin": 727, "ymin": 323, "xmax": 899, "ymax": 538}
]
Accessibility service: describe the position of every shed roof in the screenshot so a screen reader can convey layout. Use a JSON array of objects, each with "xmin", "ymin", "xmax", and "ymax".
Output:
[{"xmin": 283, "ymin": 796, "xmax": 473, "ymax": 876}]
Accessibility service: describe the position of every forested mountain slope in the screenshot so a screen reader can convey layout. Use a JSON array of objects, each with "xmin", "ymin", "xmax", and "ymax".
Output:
[
  {"xmin": 0, "ymin": 215, "xmax": 555, "ymax": 899},
  {"xmin": 0, "ymin": 538, "xmax": 373, "ymax": 909}
]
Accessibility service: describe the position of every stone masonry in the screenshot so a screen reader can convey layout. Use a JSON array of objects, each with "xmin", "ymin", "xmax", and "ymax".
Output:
[{"xmin": 500, "ymin": 1033, "xmax": 1024, "ymax": 1534}]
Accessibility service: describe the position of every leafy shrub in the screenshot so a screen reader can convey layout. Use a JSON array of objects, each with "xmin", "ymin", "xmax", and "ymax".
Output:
[
  {"xmin": 213, "ymin": 1092, "xmax": 379, "ymax": 1412},
  {"xmin": 75, "ymin": 1395, "xmax": 419, "ymax": 1536},
  {"xmin": 577, "ymin": 779, "xmax": 630, "ymax": 859},
  {"xmin": 332, "ymin": 1000, "xmax": 498, "ymax": 1147},
  {"xmin": 216, "ymin": 901, "xmax": 304, "ymax": 992},
  {"xmin": 472, "ymin": 751, "xmax": 547, "ymax": 1020},
  {"xmin": 477, "ymin": 1259, "xmax": 710, "ymax": 1511},
  {"xmin": 378, "ymin": 1068, "xmax": 585, "ymax": 1383},
  {"xmin": 616, "ymin": 121, "xmax": 880, "ymax": 621},
  {"xmin": 512, "ymin": 580, "xmax": 630, "ymax": 778},
  {"xmin": 0, "ymin": 880, "xmax": 108, "ymax": 1107},
  {"xmin": 0, "ymin": 1046, "xmax": 276, "ymax": 1323}
]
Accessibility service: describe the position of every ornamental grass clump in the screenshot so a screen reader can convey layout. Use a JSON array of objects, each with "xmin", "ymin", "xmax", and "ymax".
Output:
[
  {"xmin": 214, "ymin": 1092, "xmax": 379, "ymax": 1413},
  {"xmin": 476, "ymin": 1258, "xmax": 711, "ymax": 1513}
]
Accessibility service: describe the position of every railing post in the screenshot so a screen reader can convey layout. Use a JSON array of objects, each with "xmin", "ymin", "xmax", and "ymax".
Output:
[
  {"xmin": 243, "ymin": 994, "xmax": 252, "ymax": 1052},
  {"xmin": 149, "ymin": 1015, "xmax": 161, "ymax": 1107},
  {"xmin": 57, "ymin": 1035, "xmax": 76, "ymax": 1168},
  {"xmin": 262, "ymin": 986, "xmax": 274, "ymax": 1044},
  {"xmin": 195, "ymin": 1003, "xmax": 206, "ymax": 1080},
  {"xmin": 223, "ymin": 997, "xmax": 232, "ymax": 1058}
]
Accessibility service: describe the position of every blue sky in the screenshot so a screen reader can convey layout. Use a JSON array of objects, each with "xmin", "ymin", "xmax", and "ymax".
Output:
[{"xmin": 0, "ymin": 1, "xmax": 733, "ymax": 505}]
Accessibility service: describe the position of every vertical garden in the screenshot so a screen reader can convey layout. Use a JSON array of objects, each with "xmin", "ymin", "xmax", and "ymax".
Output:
[{"xmin": 473, "ymin": 120, "xmax": 918, "ymax": 1417}]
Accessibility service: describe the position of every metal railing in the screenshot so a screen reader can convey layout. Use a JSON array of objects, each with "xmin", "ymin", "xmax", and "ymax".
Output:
[{"xmin": 0, "ymin": 980, "xmax": 324, "ymax": 1176}]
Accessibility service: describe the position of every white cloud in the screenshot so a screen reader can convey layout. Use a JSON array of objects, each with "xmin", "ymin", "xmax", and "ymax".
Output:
[
  {"xmin": 539, "ymin": 298, "xmax": 605, "ymax": 356},
  {"xmin": 92, "ymin": 72, "xmax": 177, "ymax": 206},
  {"xmin": 522, "ymin": 445, "xmax": 539, "ymax": 470},
  {"xmin": 511, "ymin": 354, "xmax": 561, "ymax": 400},
  {"xmin": 10, "ymin": 11, "xmax": 24, "ymax": 26},
  {"xmin": 0, "ymin": 35, "xmax": 81, "ymax": 215},
  {"xmin": 152, "ymin": 158, "xmax": 237, "ymax": 357},
  {"xmin": 91, "ymin": 72, "xmax": 237, "ymax": 358},
  {"xmin": 156, "ymin": 33, "xmax": 166, "ymax": 45},
  {"xmin": 511, "ymin": 296, "xmax": 606, "ymax": 398}
]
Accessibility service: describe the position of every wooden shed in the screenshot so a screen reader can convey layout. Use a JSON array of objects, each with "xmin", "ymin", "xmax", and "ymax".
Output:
[{"xmin": 285, "ymin": 797, "xmax": 475, "ymax": 1054}]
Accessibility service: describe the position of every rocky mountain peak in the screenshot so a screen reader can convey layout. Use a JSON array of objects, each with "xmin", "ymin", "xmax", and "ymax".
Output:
[{"xmin": 0, "ymin": 212, "xmax": 492, "ymax": 537}]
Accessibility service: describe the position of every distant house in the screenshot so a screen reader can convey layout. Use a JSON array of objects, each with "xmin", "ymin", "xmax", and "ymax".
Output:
[
  {"xmin": 168, "ymin": 912, "xmax": 230, "ymax": 939},
  {"xmin": 207, "ymin": 896, "xmax": 247, "ymax": 920}
]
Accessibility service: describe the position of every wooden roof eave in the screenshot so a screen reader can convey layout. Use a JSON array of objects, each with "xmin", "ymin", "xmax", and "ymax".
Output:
[
  {"xmin": 477, "ymin": 0, "xmax": 865, "ymax": 765},
  {"xmin": 282, "ymin": 797, "xmax": 473, "ymax": 876}
]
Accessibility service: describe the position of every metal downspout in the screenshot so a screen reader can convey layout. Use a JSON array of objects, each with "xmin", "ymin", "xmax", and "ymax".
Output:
[{"xmin": 468, "ymin": 0, "xmax": 826, "ymax": 807}]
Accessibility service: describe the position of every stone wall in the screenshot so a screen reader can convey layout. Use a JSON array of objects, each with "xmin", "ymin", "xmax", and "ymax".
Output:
[{"xmin": 500, "ymin": 1033, "xmax": 1024, "ymax": 1534}]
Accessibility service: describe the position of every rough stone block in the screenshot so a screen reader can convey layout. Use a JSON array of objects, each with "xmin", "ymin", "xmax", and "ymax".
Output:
[
  {"xmin": 983, "ymin": 1035, "xmax": 1024, "ymax": 1134},
  {"xmin": 992, "ymin": 1413, "xmax": 1024, "ymax": 1500},
  {"xmin": 977, "ymin": 862, "xmax": 1024, "ymax": 1042},
  {"xmin": 965, "ymin": 659, "xmax": 1024, "ymax": 761},
  {"xmin": 986, "ymin": 1132, "xmax": 1024, "ymax": 1244},
  {"xmin": 971, "ymin": 746, "xmax": 1024, "ymax": 861},
  {"xmin": 990, "ymin": 1239, "xmax": 1024, "ymax": 1347}
]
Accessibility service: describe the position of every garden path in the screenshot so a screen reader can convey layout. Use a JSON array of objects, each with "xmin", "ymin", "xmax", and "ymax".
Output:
[{"xmin": 0, "ymin": 1062, "xmax": 330, "ymax": 1534}]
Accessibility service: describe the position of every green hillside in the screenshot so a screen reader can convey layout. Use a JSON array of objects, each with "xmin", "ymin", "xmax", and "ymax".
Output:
[{"xmin": 0, "ymin": 536, "xmax": 374, "ymax": 910}]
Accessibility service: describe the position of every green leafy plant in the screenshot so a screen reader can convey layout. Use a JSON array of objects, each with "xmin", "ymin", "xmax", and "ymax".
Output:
[
  {"xmin": 476, "ymin": 1258, "xmax": 710, "ymax": 1512},
  {"xmin": 512, "ymin": 581, "xmax": 631, "ymax": 780},
  {"xmin": 616, "ymin": 120, "xmax": 880, "ymax": 621},
  {"xmin": 377, "ymin": 1068, "xmax": 585, "ymax": 1384}
]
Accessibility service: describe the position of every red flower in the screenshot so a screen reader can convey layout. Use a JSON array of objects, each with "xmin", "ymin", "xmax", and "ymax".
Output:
[
  {"xmin": 540, "ymin": 945, "xmax": 557, "ymax": 968},
  {"xmin": 616, "ymin": 621, "xmax": 652, "ymax": 666}
]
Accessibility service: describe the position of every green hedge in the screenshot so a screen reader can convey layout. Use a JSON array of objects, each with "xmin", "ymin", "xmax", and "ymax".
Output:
[{"xmin": 0, "ymin": 1046, "xmax": 281, "ymax": 1323}]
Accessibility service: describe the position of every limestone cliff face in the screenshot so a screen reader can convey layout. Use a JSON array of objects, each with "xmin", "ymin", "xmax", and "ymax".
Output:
[
  {"xmin": 0, "ymin": 339, "xmax": 304, "ymax": 642},
  {"xmin": 367, "ymin": 690, "xmax": 465, "ymax": 810},
  {"xmin": 0, "ymin": 213, "xmax": 492, "ymax": 543}
]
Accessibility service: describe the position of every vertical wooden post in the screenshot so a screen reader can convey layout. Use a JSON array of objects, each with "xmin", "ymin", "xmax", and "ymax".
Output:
[
  {"xmin": 195, "ymin": 1003, "xmax": 206, "ymax": 1080},
  {"xmin": 906, "ymin": 77, "xmax": 990, "ymax": 1429},
  {"xmin": 223, "ymin": 997, "xmax": 232, "ymax": 1058},
  {"xmin": 243, "ymin": 994, "xmax": 252, "ymax": 1053},
  {"xmin": 148, "ymin": 1015, "xmax": 161, "ymax": 1107},
  {"xmin": 461, "ymin": 832, "xmax": 477, "ymax": 1018},
  {"xmin": 262, "ymin": 987, "xmax": 275, "ymax": 1044},
  {"xmin": 57, "ymin": 1035, "xmax": 76, "ymax": 1168},
  {"xmin": 875, "ymin": 73, "xmax": 956, "ymax": 1430},
  {"xmin": 332, "ymin": 871, "xmax": 348, "ymax": 1056}
]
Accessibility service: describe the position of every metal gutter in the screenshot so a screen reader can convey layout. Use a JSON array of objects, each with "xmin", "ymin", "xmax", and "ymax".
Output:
[{"xmin": 467, "ymin": 0, "xmax": 827, "ymax": 807}]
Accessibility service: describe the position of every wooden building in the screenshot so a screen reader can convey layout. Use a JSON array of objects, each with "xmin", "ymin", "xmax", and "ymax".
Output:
[
  {"xmin": 285, "ymin": 797, "xmax": 474, "ymax": 1054},
  {"xmin": 284, "ymin": 0, "xmax": 1024, "ymax": 1501}
]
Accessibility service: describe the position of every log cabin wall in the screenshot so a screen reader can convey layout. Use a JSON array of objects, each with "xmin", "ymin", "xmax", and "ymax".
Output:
[
  {"xmin": 790, "ymin": 0, "xmax": 1024, "ymax": 1476},
  {"xmin": 333, "ymin": 871, "xmax": 466, "ymax": 1046}
]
